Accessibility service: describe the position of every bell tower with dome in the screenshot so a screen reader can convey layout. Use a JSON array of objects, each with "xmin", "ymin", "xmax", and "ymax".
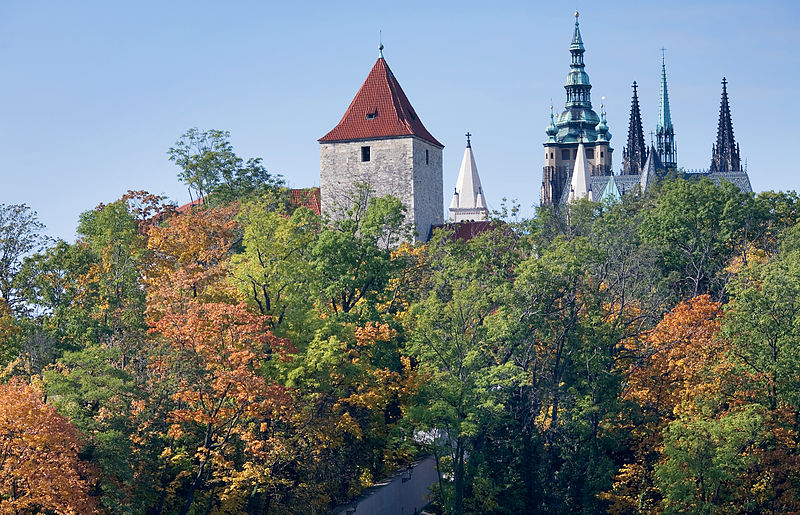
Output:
[{"xmin": 541, "ymin": 12, "xmax": 613, "ymax": 207}]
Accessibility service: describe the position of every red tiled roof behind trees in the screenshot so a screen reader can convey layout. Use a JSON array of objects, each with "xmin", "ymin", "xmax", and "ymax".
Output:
[
  {"xmin": 319, "ymin": 57, "xmax": 443, "ymax": 148},
  {"xmin": 289, "ymin": 187, "xmax": 321, "ymax": 216}
]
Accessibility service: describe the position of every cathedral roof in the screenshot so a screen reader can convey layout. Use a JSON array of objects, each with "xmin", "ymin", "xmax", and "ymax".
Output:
[{"xmin": 319, "ymin": 55, "xmax": 443, "ymax": 147}]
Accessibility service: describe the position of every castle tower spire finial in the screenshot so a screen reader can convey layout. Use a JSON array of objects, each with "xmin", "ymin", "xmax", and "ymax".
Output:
[
  {"xmin": 378, "ymin": 30, "xmax": 384, "ymax": 58},
  {"xmin": 710, "ymin": 77, "xmax": 741, "ymax": 172},
  {"xmin": 465, "ymin": 131, "xmax": 472, "ymax": 148},
  {"xmin": 656, "ymin": 48, "xmax": 677, "ymax": 169}
]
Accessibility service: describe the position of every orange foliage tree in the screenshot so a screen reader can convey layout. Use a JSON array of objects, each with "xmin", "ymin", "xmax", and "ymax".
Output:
[
  {"xmin": 0, "ymin": 379, "xmax": 97, "ymax": 514},
  {"xmin": 150, "ymin": 301, "xmax": 294, "ymax": 513},
  {"xmin": 603, "ymin": 295, "xmax": 726, "ymax": 512},
  {"xmin": 145, "ymin": 205, "xmax": 239, "ymax": 317}
]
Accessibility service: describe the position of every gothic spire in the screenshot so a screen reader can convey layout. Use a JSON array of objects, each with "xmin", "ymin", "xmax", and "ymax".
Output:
[
  {"xmin": 622, "ymin": 81, "xmax": 647, "ymax": 175},
  {"xmin": 449, "ymin": 135, "xmax": 489, "ymax": 222},
  {"xmin": 656, "ymin": 49, "xmax": 677, "ymax": 168},
  {"xmin": 569, "ymin": 139, "xmax": 593, "ymax": 203},
  {"xmin": 710, "ymin": 77, "xmax": 742, "ymax": 172}
]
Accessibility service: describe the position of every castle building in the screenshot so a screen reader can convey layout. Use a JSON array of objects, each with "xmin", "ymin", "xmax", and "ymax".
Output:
[
  {"xmin": 541, "ymin": 11, "xmax": 613, "ymax": 207},
  {"xmin": 319, "ymin": 45, "xmax": 444, "ymax": 241},
  {"xmin": 542, "ymin": 14, "xmax": 752, "ymax": 208},
  {"xmin": 448, "ymin": 133, "xmax": 489, "ymax": 222}
]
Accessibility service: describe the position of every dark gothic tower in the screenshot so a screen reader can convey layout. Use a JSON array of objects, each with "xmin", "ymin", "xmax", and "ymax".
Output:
[
  {"xmin": 656, "ymin": 51, "xmax": 677, "ymax": 169},
  {"xmin": 709, "ymin": 78, "xmax": 742, "ymax": 172},
  {"xmin": 622, "ymin": 81, "xmax": 647, "ymax": 175}
]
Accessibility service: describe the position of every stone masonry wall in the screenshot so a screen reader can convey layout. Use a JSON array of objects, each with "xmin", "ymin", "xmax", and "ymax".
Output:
[
  {"xmin": 320, "ymin": 136, "xmax": 443, "ymax": 241},
  {"xmin": 412, "ymin": 138, "xmax": 443, "ymax": 239}
]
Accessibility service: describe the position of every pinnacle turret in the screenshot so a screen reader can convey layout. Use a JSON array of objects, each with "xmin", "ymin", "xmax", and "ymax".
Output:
[
  {"xmin": 622, "ymin": 81, "xmax": 647, "ymax": 175},
  {"xmin": 655, "ymin": 50, "xmax": 677, "ymax": 169},
  {"xmin": 710, "ymin": 78, "xmax": 742, "ymax": 173},
  {"xmin": 449, "ymin": 134, "xmax": 489, "ymax": 222}
]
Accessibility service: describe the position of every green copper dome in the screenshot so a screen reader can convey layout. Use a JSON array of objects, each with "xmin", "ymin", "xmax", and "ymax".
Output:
[{"xmin": 550, "ymin": 12, "xmax": 604, "ymax": 144}]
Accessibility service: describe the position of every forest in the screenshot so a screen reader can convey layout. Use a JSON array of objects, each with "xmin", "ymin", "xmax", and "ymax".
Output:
[{"xmin": 2, "ymin": 129, "xmax": 800, "ymax": 514}]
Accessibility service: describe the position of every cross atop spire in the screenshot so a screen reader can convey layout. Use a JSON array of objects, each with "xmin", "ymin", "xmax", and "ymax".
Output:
[{"xmin": 465, "ymin": 132, "xmax": 472, "ymax": 148}]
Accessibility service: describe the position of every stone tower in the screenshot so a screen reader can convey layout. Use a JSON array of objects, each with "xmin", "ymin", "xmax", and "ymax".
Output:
[
  {"xmin": 542, "ymin": 12, "xmax": 613, "ymax": 207},
  {"xmin": 710, "ymin": 78, "xmax": 742, "ymax": 173},
  {"xmin": 449, "ymin": 133, "xmax": 489, "ymax": 222},
  {"xmin": 622, "ymin": 81, "xmax": 647, "ymax": 175},
  {"xmin": 655, "ymin": 51, "xmax": 677, "ymax": 169},
  {"xmin": 318, "ymin": 46, "xmax": 444, "ymax": 241}
]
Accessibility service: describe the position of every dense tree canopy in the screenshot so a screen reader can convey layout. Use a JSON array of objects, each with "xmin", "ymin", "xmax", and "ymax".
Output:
[{"xmin": 2, "ymin": 131, "xmax": 800, "ymax": 513}]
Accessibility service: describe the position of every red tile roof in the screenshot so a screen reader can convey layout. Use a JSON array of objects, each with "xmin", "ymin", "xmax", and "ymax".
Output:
[
  {"xmin": 176, "ymin": 196, "xmax": 207, "ymax": 213},
  {"xmin": 319, "ymin": 57, "xmax": 443, "ymax": 148},
  {"xmin": 289, "ymin": 187, "xmax": 321, "ymax": 216}
]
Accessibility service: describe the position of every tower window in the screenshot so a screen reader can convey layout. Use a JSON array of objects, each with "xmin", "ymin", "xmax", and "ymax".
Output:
[
  {"xmin": 361, "ymin": 146, "xmax": 370, "ymax": 162},
  {"xmin": 600, "ymin": 151, "xmax": 604, "ymax": 158},
  {"xmin": 425, "ymin": 149, "xmax": 429, "ymax": 165},
  {"xmin": 366, "ymin": 109, "xmax": 378, "ymax": 120},
  {"xmin": 586, "ymin": 148, "xmax": 594, "ymax": 159},
  {"xmin": 561, "ymin": 149, "xmax": 570, "ymax": 160}
]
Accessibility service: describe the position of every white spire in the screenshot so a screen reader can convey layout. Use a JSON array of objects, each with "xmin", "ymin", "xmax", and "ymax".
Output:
[
  {"xmin": 449, "ymin": 133, "xmax": 489, "ymax": 222},
  {"xmin": 569, "ymin": 140, "xmax": 593, "ymax": 203}
]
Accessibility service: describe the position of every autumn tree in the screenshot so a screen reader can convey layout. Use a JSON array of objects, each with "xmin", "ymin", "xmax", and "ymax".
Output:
[
  {"xmin": 0, "ymin": 379, "xmax": 97, "ymax": 514},
  {"xmin": 149, "ymin": 301, "xmax": 294, "ymax": 514}
]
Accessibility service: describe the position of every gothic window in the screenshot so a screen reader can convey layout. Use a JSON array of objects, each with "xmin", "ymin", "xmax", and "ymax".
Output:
[
  {"xmin": 600, "ymin": 151, "xmax": 604, "ymax": 158},
  {"xmin": 586, "ymin": 148, "xmax": 594, "ymax": 159},
  {"xmin": 361, "ymin": 146, "xmax": 370, "ymax": 162}
]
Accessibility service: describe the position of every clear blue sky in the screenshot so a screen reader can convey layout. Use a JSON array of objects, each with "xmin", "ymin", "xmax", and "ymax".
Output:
[{"xmin": 1, "ymin": 1, "xmax": 797, "ymax": 240}]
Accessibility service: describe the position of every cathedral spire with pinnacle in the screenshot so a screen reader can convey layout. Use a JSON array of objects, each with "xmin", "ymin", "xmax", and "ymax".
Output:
[
  {"xmin": 656, "ymin": 49, "xmax": 677, "ymax": 169},
  {"xmin": 622, "ymin": 81, "xmax": 647, "ymax": 175},
  {"xmin": 449, "ymin": 133, "xmax": 489, "ymax": 222},
  {"xmin": 710, "ymin": 77, "xmax": 741, "ymax": 172}
]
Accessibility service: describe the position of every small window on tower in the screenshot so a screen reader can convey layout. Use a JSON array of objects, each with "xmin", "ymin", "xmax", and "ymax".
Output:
[
  {"xmin": 586, "ymin": 148, "xmax": 594, "ymax": 159},
  {"xmin": 600, "ymin": 151, "xmax": 604, "ymax": 158},
  {"xmin": 361, "ymin": 146, "xmax": 371, "ymax": 162},
  {"xmin": 366, "ymin": 109, "xmax": 378, "ymax": 120},
  {"xmin": 561, "ymin": 149, "xmax": 570, "ymax": 160},
  {"xmin": 425, "ymin": 149, "xmax": 429, "ymax": 165}
]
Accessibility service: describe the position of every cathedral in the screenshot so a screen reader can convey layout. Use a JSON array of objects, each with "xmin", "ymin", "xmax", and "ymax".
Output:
[
  {"xmin": 318, "ymin": 12, "xmax": 753, "ymax": 242},
  {"xmin": 540, "ymin": 12, "xmax": 752, "ymax": 207}
]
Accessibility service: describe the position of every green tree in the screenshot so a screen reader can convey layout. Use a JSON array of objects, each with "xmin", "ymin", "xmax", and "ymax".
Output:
[
  {"xmin": 0, "ymin": 203, "xmax": 49, "ymax": 314},
  {"xmin": 168, "ymin": 128, "xmax": 284, "ymax": 205},
  {"xmin": 640, "ymin": 178, "xmax": 750, "ymax": 299}
]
